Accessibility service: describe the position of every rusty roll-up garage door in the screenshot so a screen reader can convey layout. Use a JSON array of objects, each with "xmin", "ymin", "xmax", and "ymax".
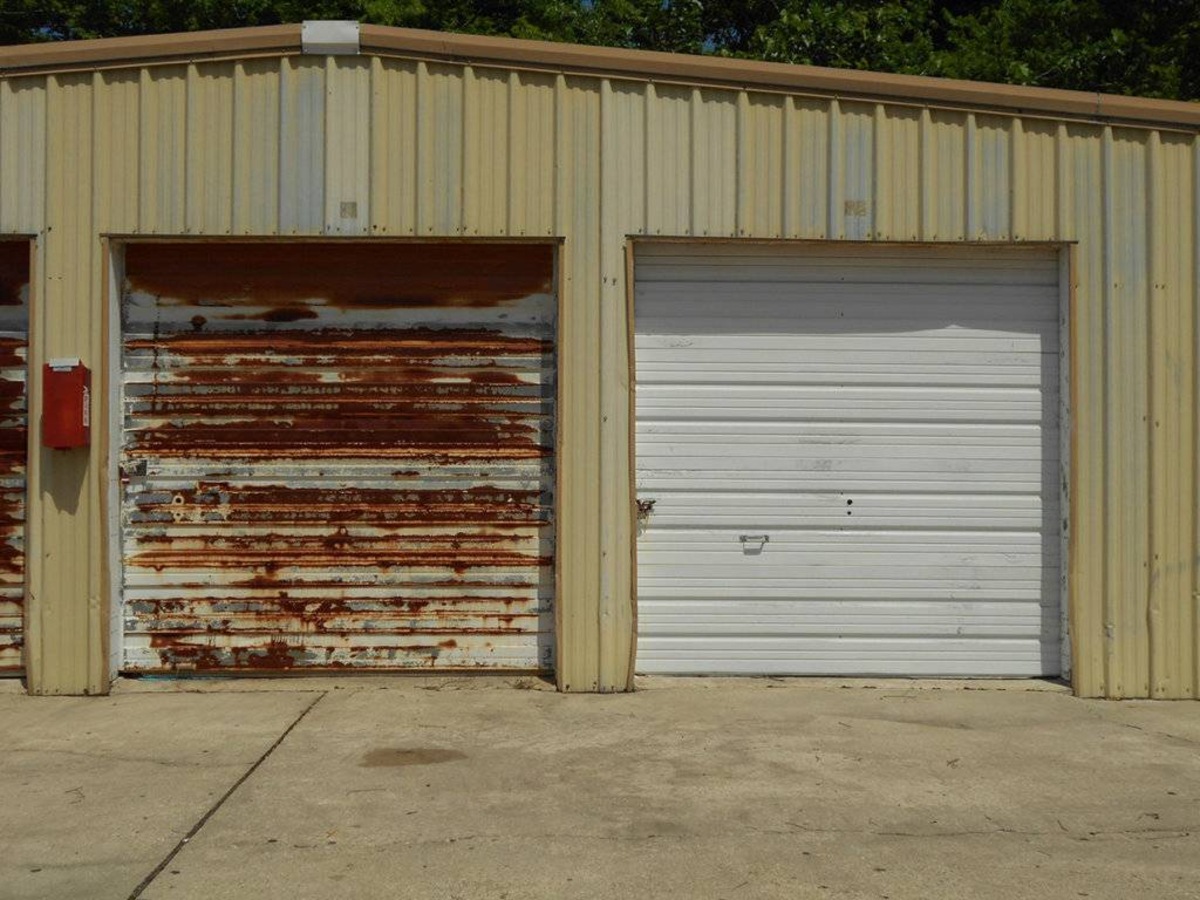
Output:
[
  {"xmin": 0, "ymin": 242, "xmax": 28, "ymax": 674},
  {"xmin": 120, "ymin": 243, "xmax": 556, "ymax": 672}
]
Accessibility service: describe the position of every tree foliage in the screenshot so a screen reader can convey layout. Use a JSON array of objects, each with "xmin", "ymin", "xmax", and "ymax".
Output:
[{"xmin": 2, "ymin": 0, "xmax": 1197, "ymax": 101}]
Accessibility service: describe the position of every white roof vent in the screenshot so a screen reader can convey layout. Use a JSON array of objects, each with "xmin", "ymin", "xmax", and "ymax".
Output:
[{"xmin": 302, "ymin": 21, "xmax": 360, "ymax": 55}]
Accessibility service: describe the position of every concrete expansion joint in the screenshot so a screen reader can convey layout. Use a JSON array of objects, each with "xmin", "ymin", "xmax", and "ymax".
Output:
[
  {"xmin": 366, "ymin": 819, "xmax": 1199, "ymax": 845},
  {"xmin": 753, "ymin": 823, "xmax": 1197, "ymax": 840},
  {"xmin": 125, "ymin": 690, "xmax": 328, "ymax": 900}
]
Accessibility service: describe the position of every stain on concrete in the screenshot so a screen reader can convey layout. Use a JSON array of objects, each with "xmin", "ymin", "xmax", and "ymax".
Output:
[{"xmin": 361, "ymin": 748, "xmax": 467, "ymax": 767}]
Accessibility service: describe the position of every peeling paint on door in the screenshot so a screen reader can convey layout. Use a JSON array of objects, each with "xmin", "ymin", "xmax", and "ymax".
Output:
[
  {"xmin": 0, "ymin": 241, "xmax": 28, "ymax": 674},
  {"xmin": 120, "ymin": 242, "xmax": 556, "ymax": 672}
]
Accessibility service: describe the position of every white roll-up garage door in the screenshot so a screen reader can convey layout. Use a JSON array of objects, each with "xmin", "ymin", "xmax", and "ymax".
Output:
[{"xmin": 634, "ymin": 243, "xmax": 1062, "ymax": 676}]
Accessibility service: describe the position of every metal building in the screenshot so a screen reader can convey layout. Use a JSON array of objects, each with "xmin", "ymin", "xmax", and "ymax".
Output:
[{"xmin": 0, "ymin": 22, "xmax": 1196, "ymax": 698}]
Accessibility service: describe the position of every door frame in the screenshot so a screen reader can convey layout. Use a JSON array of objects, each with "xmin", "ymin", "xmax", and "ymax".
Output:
[
  {"xmin": 624, "ymin": 236, "xmax": 1075, "ymax": 681},
  {"xmin": 0, "ymin": 236, "xmax": 35, "ymax": 678},
  {"xmin": 104, "ymin": 235, "xmax": 563, "ymax": 679}
]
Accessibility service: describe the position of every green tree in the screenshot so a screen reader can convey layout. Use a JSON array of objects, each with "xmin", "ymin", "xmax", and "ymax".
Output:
[
  {"xmin": 940, "ymin": 0, "xmax": 1200, "ymax": 99},
  {"xmin": 745, "ymin": 0, "xmax": 939, "ymax": 74},
  {"xmin": 2, "ymin": 1, "xmax": 1198, "ymax": 101}
]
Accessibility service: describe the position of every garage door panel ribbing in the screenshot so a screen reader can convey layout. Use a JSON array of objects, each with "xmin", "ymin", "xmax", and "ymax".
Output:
[
  {"xmin": 0, "ymin": 243, "xmax": 28, "ymax": 674},
  {"xmin": 636, "ymin": 645, "xmax": 1058, "ymax": 677},
  {"xmin": 638, "ymin": 260, "xmax": 1060, "ymax": 287},
  {"xmin": 635, "ymin": 244, "xmax": 1061, "ymax": 677},
  {"xmin": 120, "ymin": 242, "xmax": 556, "ymax": 673}
]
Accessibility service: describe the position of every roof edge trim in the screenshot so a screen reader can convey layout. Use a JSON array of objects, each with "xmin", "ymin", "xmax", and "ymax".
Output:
[
  {"xmin": 359, "ymin": 26, "xmax": 1200, "ymax": 130},
  {"xmin": 0, "ymin": 24, "xmax": 300, "ymax": 72},
  {"xmin": 1, "ymin": 23, "xmax": 1198, "ymax": 130}
]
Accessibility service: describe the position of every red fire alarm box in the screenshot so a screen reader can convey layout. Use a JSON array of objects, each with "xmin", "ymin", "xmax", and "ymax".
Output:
[{"xmin": 43, "ymin": 357, "xmax": 91, "ymax": 449}]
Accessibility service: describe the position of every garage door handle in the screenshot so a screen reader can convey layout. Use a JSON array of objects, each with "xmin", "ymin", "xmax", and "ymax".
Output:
[{"xmin": 739, "ymin": 534, "xmax": 769, "ymax": 544}]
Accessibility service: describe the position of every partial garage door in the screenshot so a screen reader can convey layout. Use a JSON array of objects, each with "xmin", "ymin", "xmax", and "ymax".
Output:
[
  {"xmin": 635, "ymin": 243, "xmax": 1061, "ymax": 676},
  {"xmin": 120, "ymin": 243, "xmax": 555, "ymax": 672},
  {"xmin": 0, "ymin": 242, "xmax": 28, "ymax": 674}
]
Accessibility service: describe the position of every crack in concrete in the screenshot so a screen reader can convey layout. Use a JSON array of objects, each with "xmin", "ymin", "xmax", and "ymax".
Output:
[
  {"xmin": 126, "ymin": 691, "xmax": 327, "ymax": 900},
  {"xmin": 1115, "ymin": 721, "xmax": 1200, "ymax": 749}
]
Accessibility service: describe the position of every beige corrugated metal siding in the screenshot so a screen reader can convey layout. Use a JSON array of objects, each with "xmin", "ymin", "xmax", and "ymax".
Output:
[{"xmin": 0, "ymin": 45, "xmax": 1197, "ymax": 696}]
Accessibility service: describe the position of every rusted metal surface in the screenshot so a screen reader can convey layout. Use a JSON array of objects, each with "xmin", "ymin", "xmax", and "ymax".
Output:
[
  {"xmin": 0, "ymin": 241, "xmax": 29, "ymax": 673},
  {"xmin": 120, "ymin": 242, "xmax": 556, "ymax": 672}
]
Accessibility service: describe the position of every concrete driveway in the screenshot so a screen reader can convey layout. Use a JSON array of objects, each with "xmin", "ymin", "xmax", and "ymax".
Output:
[{"xmin": 2, "ymin": 676, "xmax": 1198, "ymax": 900}]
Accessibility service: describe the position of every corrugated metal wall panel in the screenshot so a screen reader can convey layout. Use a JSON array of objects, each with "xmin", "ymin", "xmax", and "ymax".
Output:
[
  {"xmin": 119, "ymin": 242, "xmax": 556, "ymax": 671},
  {"xmin": 0, "ymin": 242, "xmax": 28, "ymax": 672},
  {"xmin": 139, "ymin": 67, "xmax": 187, "ymax": 234},
  {"xmin": 417, "ymin": 62, "xmax": 464, "ymax": 235},
  {"xmin": 232, "ymin": 59, "xmax": 281, "ymax": 235},
  {"xmin": 369, "ymin": 57, "xmax": 417, "ymax": 234},
  {"xmin": 838, "ymin": 102, "xmax": 874, "ymax": 241},
  {"xmin": 0, "ymin": 78, "xmax": 45, "ymax": 234},
  {"xmin": 877, "ymin": 105, "xmax": 920, "ymax": 241},
  {"xmin": 279, "ymin": 57, "xmax": 325, "ymax": 234},
  {"xmin": 690, "ymin": 88, "xmax": 736, "ymax": 238},
  {"xmin": 554, "ymin": 75, "xmax": 604, "ymax": 690},
  {"xmin": 3, "ymin": 48, "xmax": 1199, "ymax": 695},
  {"xmin": 1146, "ymin": 133, "xmax": 1197, "ymax": 697},
  {"xmin": 973, "ymin": 115, "xmax": 1012, "ymax": 239},
  {"xmin": 1190, "ymin": 135, "xmax": 1200, "ymax": 696},
  {"xmin": 1107, "ymin": 130, "xmax": 1153, "ymax": 696},
  {"xmin": 462, "ymin": 67, "xmax": 508, "ymax": 236},
  {"xmin": 186, "ymin": 63, "xmax": 235, "ymax": 235},
  {"xmin": 1065, "ymin": 125, "xmax": 1105, "ymax": 695},
  {"xmin": 598, "ymin": 78, "xmax": 636, "ymax": 690},
  {"xmin": 94, "ymin": 70, "xmax": 140, "ymax": 234},
  {"xmin": 508, "ymin": 71, "xmax": 557, "ymax": 236},
  {"xmin": 783, "ymin": 99, "xmax": 827, "ymax": 238},
  {"xmin": 604, "ymin": 81, "xmax": 644, "ymax": 235},
  {"xmin": 324, "ymin": 57, "xmax": 371, "ymax": 235},
  {"xmin": 29, "ymin": 73, "xmax": 103, "ymax": 694},
  {"xmin": 738, "ymin": 94, "xmax": 783, "ymax": 238},
  {"xmin": 647, "ymin": 84, "xmax": 691, "ymax": 237},
  {"xmin": 1016, "ymin": 120, "xmax": 1059, "ymax": 241},
  {"xmin": 926, "ymin": 111, "xmax": 967, "ymax": 240}
]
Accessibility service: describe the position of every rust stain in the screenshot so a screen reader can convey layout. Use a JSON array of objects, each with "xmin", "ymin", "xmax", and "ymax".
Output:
[
  {"xmin": 131, "ymin": 484, "xmax": 545, "ymax": 526},
  {"xmin": 124, "ymin": 327, "xmax": 551, "ymax": 356},
  {"xmin": 0, "ymin": 342, "xmax": 25, "ymax": 369},
  {"xmin": 0, "ymin": 242, "xmax": 29, "ymax": 307},
  {"xmin": 123, "ymin": 329, "xmax": 551, "ymax": 462},
  {"xmin": 124, "ymin": 243, "xmax": 553, "ymax": 308},
  {"xmin": 121, "ymin": 243, "xmax": 554, "ymax": 674},
  {"xmin": 227, "ymin": 306, "xmax": 319, "ymax": 323},
  {"xmin": 138, "ymin": 364, "xmax": 528, "ymax": 387},
  {"xmin": 0, "ymin": 243, "xmax": 27, "ymax": 672},
  {"xmin": 148, "ymin": 636, "xmax": 306, "ymax": 670}
]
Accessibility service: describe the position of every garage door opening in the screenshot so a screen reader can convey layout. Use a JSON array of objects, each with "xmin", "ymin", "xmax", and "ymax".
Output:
[
  {"xmin": 0, "ymin": 241, "xmax": 29, "ymax": 675},
  {"xmin": 116, "ymin": 241, "xmax": 557, "ymax": 673},
  {"xmin": 634, "ymin": 242, "xmax": 1064, "ymax": 677}
]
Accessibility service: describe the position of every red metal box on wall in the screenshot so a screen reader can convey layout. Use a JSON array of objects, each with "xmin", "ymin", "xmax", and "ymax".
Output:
[{"xmin": 43, "ymin": 358, "xmax": 90, "ymax": 449}]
